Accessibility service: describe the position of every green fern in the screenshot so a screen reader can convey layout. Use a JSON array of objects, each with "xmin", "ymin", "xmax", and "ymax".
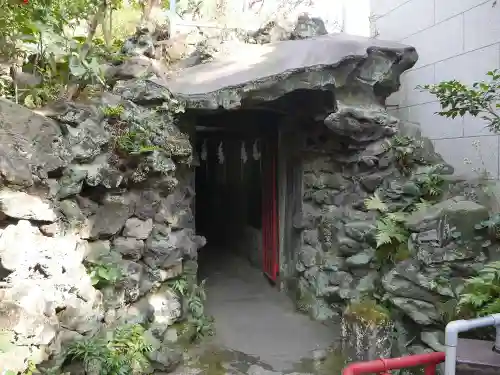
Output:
[
  {"xmin": 65, "ymin": 324, "xmax": 152, "ymax": 375},
  {"xmin": 116, "ymin": 130, "xmax": 159, "ymax": 155},
  {"xmin": 386, "ymin": 212, "xmax": 408, "ymax": 222},
  {"xmin": 374, "ymin": 217, "xmax": 409, "ymax": 248},
  {"xmin": 412, "ymin": 164, "xmax": 445, "ymax": 198},
  {"xmin": 365, "ymin": 152, "xmax": 445, "ymax": 267},
  {"xmin": 458, "ymin": 261, "xmax": 500, "ymax": 317},
  {"xmin": 168, "ymin": 276, "xmax": 189, "ymax": 296},
  {"xmin": 364, "ymin": 194, "xmax": 388, "ymax": 212}
]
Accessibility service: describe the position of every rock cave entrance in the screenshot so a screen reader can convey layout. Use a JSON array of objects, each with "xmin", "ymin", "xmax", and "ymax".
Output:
[{"xmin": 194, "ymin": 109, "xmax": 283, "ymax": 284}]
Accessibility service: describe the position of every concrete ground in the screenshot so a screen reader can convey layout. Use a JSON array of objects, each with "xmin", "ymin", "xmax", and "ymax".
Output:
[{"xmin": 175, "ymin": 246, "xmax": 343, "ymax": 375}]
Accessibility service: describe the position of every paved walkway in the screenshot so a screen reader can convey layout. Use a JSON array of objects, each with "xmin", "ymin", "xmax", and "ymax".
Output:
[{"xmin": 175, "ymin": 246, "xmax": 343, "ymax": 375}]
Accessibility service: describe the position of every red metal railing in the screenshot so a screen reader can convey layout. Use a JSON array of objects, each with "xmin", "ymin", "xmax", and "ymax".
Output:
[{"xmin": 342, "ymin": 352, "xmax": 445, "ymax": 375}]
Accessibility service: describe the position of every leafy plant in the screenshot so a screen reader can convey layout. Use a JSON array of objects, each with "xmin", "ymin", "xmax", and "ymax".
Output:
[
  {"xmin": 158, "ymin": 94, "xmax": 186, "ymax": 114},
  {"xmin": 373, "ymin": 216, "xmax": 409, "ymax": 248},
  {"xmin": 344, "ymin": 298, "xmax": 391, "ymax": 326},
  {"xmin": 475, "ymin": 213, "xmax": 500, "ymax": 230},
  {"xmin": 87, "ymin": 262, "xmax": 122, "ymax": 288},
  {"xmin": 365, "ymin": 139, "xmax": 446, "ymax": 266},
  {"xmin": 65, "ymin": 324, "xmax": 152, "ymax": 375},
  {"xmin": 167, "ymin": 276, "xmax": 189, "ymax": 295},
  {"xmin": 364, "ymin": 193, "xmax": 387, "ymax": 213},
  {"xmin": 168, "ymin": 276, "xmax": 214, "ymax": 342},
  {"xmin": 383, "ymin": 135, "xmax": 425, "ymax": 174},
  {"xmin": 186, "ymin": 280, "xmax": 214, "ymax": 340},
  {"xmin": 102, "ymin": 104, "xmax": 124, "ymax": 118},
  {"xmin": 23, "ymin": 360, "xmax": 39, "ymax": 375},
  {"xmin": 457, "ymin": 261, "xmax": 500, "ymax": 317},
  {"xmin": 472, "ymin": 213, "xmax": 500, "ymax": 243},
  {"xmin": 413, "ymin": 167, "xmax": 445, "ymax": 197},
  {"xmin": 4, "ymin": 360, "xmax": 41, "ymax": 375},
  {"xmin": 116, "ymin": 129, "xmax": 159, "ymax": 155},
  {"xmin": 419, "ymin": 69, "xmax": 500, "ymax": 133}
]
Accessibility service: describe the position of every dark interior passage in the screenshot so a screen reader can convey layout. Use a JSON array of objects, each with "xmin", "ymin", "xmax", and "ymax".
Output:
[
  {"xmin": 195, "ymin": 134, "xmax": 262, "ymax": 248},
  {"xmin": 194, "ymin": 110, "xmax": 282, "ymax": 280}
]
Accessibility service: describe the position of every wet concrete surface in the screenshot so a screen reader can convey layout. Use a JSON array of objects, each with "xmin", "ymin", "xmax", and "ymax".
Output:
[{"xmin": 174, "ymin": 246, "xmax": 344, "ymax": 375}]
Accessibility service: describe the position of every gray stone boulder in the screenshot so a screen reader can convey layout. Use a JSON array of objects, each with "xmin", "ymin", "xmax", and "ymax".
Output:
[
  {"xmin": 0, "ymin": 98, "xmax": 72, "ymax": 187},
  {"xmin": 112, "ymin": 237, "xmax": 145, "ymax": 260},
  {"xmin": 0, "ymin": 56, "xmax": 202, "ymax": 372},
  {"xmin": 388, "ymin": 297, "xmax": 440, "ymax": 325},
  {"xmin": 144, "ymin": 227, "xmax": 203, "ymax": 269},
  {"xmin": 165, "ymin": 33, "xmax": 416, "ymax": 111},
  {"xmin": 291, "ymin": 14, "xmax": 328, "ymax": 39},
  {"xmin": 124, "ymin": 217, "xmax": 153, "ymax": 239},
  {"xmin": 247, "ymin": 14, "xmax": 328, "ymax": 44},
  {"xmin": 405, "ymin": 196, "xmax": 488, "ymax": 235},
  {"xmin": 89, "ymin": 199, "xmax": 134, "ymax": 239}
]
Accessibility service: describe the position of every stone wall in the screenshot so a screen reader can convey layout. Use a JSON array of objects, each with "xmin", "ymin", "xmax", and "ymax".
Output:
[
  {"xmin": 293, "ymin": 105, "xmax": 499, "ymax": 356},
  {"xmin": 0, "ymin": 60, "xmax": 205, "ymax": 372}
]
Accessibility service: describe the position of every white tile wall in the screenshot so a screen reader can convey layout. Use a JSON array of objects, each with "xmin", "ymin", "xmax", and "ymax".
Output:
[
  {"xmin": 433, "ymin": 136, "xmax": 499, "ymax": 178},
  {"xmin": 402, "ymin": 16, "xmax": 464, "ymax": 69},
  {"xmin": 376, "ymin": 0, "xmax": 434, "ymax": 41},
  {"xmin": 433, "ymin": 44, "xmax": 500, "ymax": 84},
  {"xmin": 434, "ymin": 0, "xmax": 488, "ymax": 24},
  {"xmin": 407, "ymin": 102, "xmax": 464, "ymax": 139},
  {"xmin": 400, "ymin": 65, "xmax": 435, "ymax": 107},
  {"xmin": 463, "ymin": 1, "xmax": 500, "ymax": 52},
  {"xmin": 372, "ymin": 0, "xmax": 412, "ymax": 17},
  {"xmin": 371, "ymin": 0, "xmax": 500, "ymax": 178}
]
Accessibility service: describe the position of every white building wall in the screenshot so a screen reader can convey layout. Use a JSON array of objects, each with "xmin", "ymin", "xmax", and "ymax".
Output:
[{"xmin": 371, "ymin": 0, "xmax": 500, "ymax": 178}]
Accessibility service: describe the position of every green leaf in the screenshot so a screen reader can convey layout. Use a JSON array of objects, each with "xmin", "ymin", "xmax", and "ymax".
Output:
[
  {"xmin": 97, "ymin": 266, "xmax": 111, "ymax": 280},
  {"xmin": 69, "ymin": 56, "xmax": 87, "ymax": 78},
  {"xmin": 374, "ymin": 217, "xmax": 409, "ymax": 248},
  {"xmin": 91, "ymin": 274, "xmax": 100, "ymax": 285},
  {"xmin": 387, "ymin": 212, "xmax": 407, "ymax": 222},
  {"xmin": 364, "ymin": 194, "xmax": 388, "ymax": 212},
  {"xmin": 402, "ymin": 182, "xmax": 421, "ymax": 196}
]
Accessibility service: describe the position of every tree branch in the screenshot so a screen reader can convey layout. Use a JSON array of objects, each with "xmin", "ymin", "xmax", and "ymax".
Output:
[{"xmin": 64, "ymin": 0, "xmax": 108, "ymax": 100}]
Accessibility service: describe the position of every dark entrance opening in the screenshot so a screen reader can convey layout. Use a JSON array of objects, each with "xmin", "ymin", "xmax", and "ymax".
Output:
[{"xmin": 194, "ymin": 109, "xmax": 282, "ymax": 284}]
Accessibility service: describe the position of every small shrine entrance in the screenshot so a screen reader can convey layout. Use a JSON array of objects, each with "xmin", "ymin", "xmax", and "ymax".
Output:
[{"xmin": 194, "ymin": 109, "xmax": 281, "ymax": 285}]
